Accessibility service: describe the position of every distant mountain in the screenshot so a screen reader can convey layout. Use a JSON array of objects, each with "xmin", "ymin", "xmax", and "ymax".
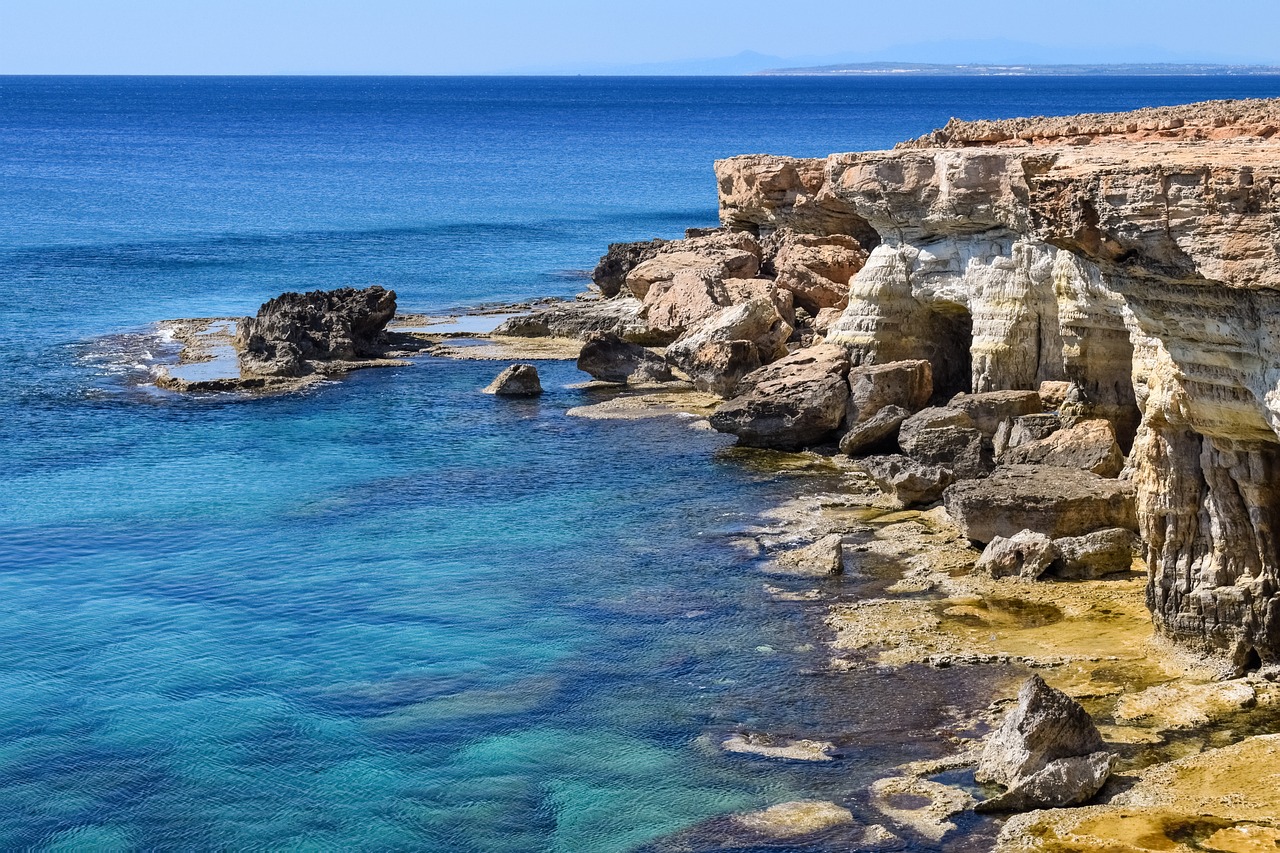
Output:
[{"xmin": 759, "ymin": 62, "xmax": 1280, "ymax": 77}]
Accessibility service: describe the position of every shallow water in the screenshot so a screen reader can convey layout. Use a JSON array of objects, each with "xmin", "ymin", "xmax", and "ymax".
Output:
[{"xmin": 7, "ymin": 76, "xmax": 1280, "ymax": 850}]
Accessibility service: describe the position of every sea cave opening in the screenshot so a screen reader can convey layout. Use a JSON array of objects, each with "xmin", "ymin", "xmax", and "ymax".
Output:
[{"xmin": 925, "ymin": 302, "xmax": 974, "ymax": 403}]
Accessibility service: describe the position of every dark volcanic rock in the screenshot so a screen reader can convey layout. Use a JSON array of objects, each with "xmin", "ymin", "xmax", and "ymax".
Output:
[
  {"xmin": 483, "ymin": 364, "xmax": 543, "ymax": 397},
  {"xmin": 237, "ymin": 286, "xmax": 397, "ymax": 377},
  {"xmin": 592, "ymin": 239, "xmax": 669, "ymax": 298},
  {"xmin": 575, "ymin": 333, "xmax": 673, "ymax": 384}
]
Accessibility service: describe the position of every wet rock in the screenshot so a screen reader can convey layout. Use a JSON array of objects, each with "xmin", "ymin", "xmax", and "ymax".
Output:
[
  {"xmin": 846, "ymin": 359, "xmax": 933, "ymax": 426},
  {"xmin": 993, "ymin": 413, "xmax": 1061, "ymax": 458},
  {"xmin": 721, "ymin": 733, "xmax": 835, "ymax": 761},
  {"xmin": 483, "ymin": 363, "xmax": 542, "ymax": 396},
  {"xmin": 1051, "ymin": 528, "xmax": 1137, "ymax": 579},
  {"xmin": 665, "ymin": 298, "xmax": 792, "ymax": 395},
  {"xmin": 860, "ymin": 454, "xmax": 954, "ymax": 508},
  {"xmin": 976, "ymin": 675, "xmax": 1112, "ymax": 811},
  {"xmin": 575, "ymin": 332, "xmax": 673, "ymax": 384},
  {"xmin": 869, "ymin": 776, "xmax": 975, "ymax": 842},
  {"xmin": 1001, "ymin": 419, "xmax": 1125, "ymax": 478},
  {"xmin": 592, "ymin": 238, "xmax": 668, "ymax": 298},
  {"xmin": 975, "ymin": 531, "xmax": 1058, "ymax": 580},
  {"xmin": 732, "ymin": 800, "xmax": 856, "ymax": 838},
  {"xmin": 840, "ymin": 405, "xmax": 909, "ymax": 456},
  {"xmin": 897, "ymin": 407, "xmax": 989, "ymax": 479},
  {"xmin": 238, "ymin": 285, "xmax": 397, "ymax": 377},
  {"xmin": 769, "ymin": 533, "xmax": 845, "ymax": 576},
  {"xmin": 944, "ymin": 465, "xmax": 1138, "ymax": 544},
  {"xmin": 948, "ymin": 391, "xmax": 1044, "ymax": 445},
  {"xmin": 708, "ymin": 344, "xmax": 851, "ymax": 449}
]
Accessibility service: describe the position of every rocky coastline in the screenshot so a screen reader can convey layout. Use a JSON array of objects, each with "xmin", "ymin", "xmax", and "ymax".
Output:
[{"xmin": 148, "ymin": 97, "xmax": 1280, "ymax": 850}]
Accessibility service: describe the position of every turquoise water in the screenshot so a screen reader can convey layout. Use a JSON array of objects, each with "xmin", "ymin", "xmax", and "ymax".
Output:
[{"xmin": 6, "ymin": 76, "xmax": 1280, "ymax": 851}]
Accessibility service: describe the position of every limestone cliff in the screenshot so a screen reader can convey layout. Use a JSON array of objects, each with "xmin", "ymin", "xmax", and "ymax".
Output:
[{"xmin": 716, "ymin": 99, "xmax": 1280, "ymax": 668}]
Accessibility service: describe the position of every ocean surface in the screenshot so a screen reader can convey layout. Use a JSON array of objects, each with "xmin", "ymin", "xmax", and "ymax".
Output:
[{"xmin": 4, "ymin": 75, "xmax": 1280, "ymax": 851}]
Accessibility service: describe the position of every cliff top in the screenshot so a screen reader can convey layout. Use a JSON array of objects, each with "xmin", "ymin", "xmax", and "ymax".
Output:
[{"xmin": 898, "ymin": 97, "xmax": 1280, "ymax": 149}]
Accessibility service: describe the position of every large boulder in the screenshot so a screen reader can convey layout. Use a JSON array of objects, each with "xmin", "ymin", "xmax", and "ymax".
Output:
[
  {"xmin": 238, "ymin": 285, "xmax": 397, "ymax": 377},
  {"xmin": 770, "ymin": 230, "xmax": 869, "ymax": 314},
  {"xmin": 483, "ymin": 364, "xmax": 542, "ymax": 397},
  {"xmin": 641, "ymin": 272, "xmax": 795, "ymax": 343},
  {"xmin": 846, "ymin": 359, "xmax": 933, "ymax": 426},
  {"xmin": 859, "ymin": 454, "xmax": 954, "ymax": 508},
  {"xmin": 993, "ymin": 413, "xmax": 1062, "ymax": 458},
  {"xmin": 839, "ymin": 405, "xmax": 909, "ymax": 456},
  {"xmin": 975, "ymin": 530, "xmax": 1058, "ymax": 580},
  {"xmin": 944, "ymin": 465, "xmax": 1138, "ymax": 544},
  {"xmin": 976, "ymin": 675, "xmax": 1113, "ymax": 812},
  {"xmin": 624, "ymin": 232, "xmax": 761, "ymax": 300},
  {"xmin": 592, "ymin": 238, "xmax": 668, "ymax": 298},
  {"xmin": 709, "ymin": 344, "xmax": 851, "ymax": 449},
  {"xmin": 1001, "ymin": 419, "xmax": 1126, "ymax": 478},
  {"xmin": 947, "ymin": 391, "xmax": 1044, "ymax": 445},
  {"xmin": 665, "ymin": 299, "xmax": 792, "ymax": 395},
  {"xmin": 493, "ymin": 297, "xmax": 653, "ymax": 342},
  {"xmin": 1052, "ymin": 528, "xmax": 1138, "ymax": 579},
  {"xmin": 576, "ymin": 332, "xmax": 673, "ymax": 384},
  {"xmin": 897, "ymin": 407, "xmax": 989, "ymax": 479}
]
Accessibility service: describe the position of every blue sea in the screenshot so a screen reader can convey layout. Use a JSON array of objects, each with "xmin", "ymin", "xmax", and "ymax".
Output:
[{"xmin": 4, "ymin": 75, "xmax": 1279, "ymax": 851}]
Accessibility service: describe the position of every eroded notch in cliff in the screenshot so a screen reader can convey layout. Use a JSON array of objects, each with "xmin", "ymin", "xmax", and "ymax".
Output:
[{"xmin": 923, "ymin": 302, "xmax": 974, "ymax": 402}]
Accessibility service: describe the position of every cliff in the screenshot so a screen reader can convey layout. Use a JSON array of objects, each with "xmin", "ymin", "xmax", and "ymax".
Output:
[{"xmin": 716, "ymin": 99, "xmax": 1280, "ymax": 669}]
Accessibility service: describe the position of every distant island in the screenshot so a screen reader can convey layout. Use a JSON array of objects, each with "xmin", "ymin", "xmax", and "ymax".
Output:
[{"xmin": 758, "ymin": 62, "xmax": 1280, "ymax": 76}]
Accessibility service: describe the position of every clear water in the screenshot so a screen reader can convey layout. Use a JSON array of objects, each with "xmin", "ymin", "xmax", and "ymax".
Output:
[{"xmin": 4, "ymin": 76, "xmax": 1280, "ymax": 851}]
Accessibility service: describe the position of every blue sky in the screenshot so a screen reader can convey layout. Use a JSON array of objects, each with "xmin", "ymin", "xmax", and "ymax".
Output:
[{"xmin": 3, "ymin": 0, "xmax": 1279, "ymax": 74}]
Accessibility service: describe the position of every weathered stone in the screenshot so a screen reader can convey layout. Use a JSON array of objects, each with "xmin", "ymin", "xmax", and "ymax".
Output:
[
  {"xmin": 976, "ymin": 531, "xmax": 1058, "ymax": 580},
  {"xmin": 948, "ymin": 391, "xmax": 1045, "ymax": 444},
  {"xmin": 641, "ymin": 271, "xmax": 796, "ymax": 343},
  {"xmin": 1114, "ymin": 680, "xmax": 1257, "ymax": 730},
  {"xmin": 770, "ymin": 533, "xmax": 845, "ymax": 576},
  {"xmin": 771, "ymin": 230, "xmax": 869, "ymax": 314},
  {"xmin": 944, "ymin": 465, "xmax": 1137, "ymax": 544},
  {"xmin": 839, "ymin": 405, "xmax": 908, "ymax": 456},
  {"xmin": 846, "ymin": 359, "xmax": 933, "ymax": 425},
  {"xmin": 483, "ymin": 364, "xmax": 542, "ymax": 397},
  {"xmin": 591, "ymin": 238, "xmax": 668, "ymax": 298},
  {"xmin": 721, "ymin": 734, "xmax": 835, "ymax": 762},
  {"xmin": 1038, "ymin": 381, "xmax": 1074, "ymax": 409},
  {"xmin": 1002, "ymin": 419, "xmax": 1125, "ymax": 477},
  {"xmin": 238, "ymin": 285, "xmax": 397, "ymax": 377},
  {"xmin": 575, "ymin": 332, "xmax": 673, "ymax": 384},
  {"xmin": 708, "ymin": 344, "xmax": 851, "ymax": 449},
  {"xmin": 860, "ymin": 454, "xmax": 954, "ymax": 508},
  {"xmin": 666, "ymin": 298, "xmax": 793, "ymax": 396},
  {"xmin": 869, "ymin": 776, "xmax": 975, "ymax": 842},
  {"xmin": 898, "ymin": 407, "xmax": 989, "ymax": 479},
  {"xmin": 493, "ymin": 297, "xmax": 653, "ymax": 342},
  {"xmin": 1052, "ymin": 528, "xmax": 1137, "ymax": 579},
  {"xmin": 625, "ymin": 237, "xmax": 760, "ymax": 300},
  {"xmin": 994, "ymin": 413, "xmax": 1062, "ymax": 458},
  {"xmin": 976, "ymin": 675, "xmax": 1111, "ymax": 811}
]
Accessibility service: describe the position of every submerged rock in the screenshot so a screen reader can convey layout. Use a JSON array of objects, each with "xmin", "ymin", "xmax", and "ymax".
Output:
[
  {"xmin": 869, "ymin": 776, "xmax": 975, "ymax": 842},
  {"xmin": 483, "ymin": 364, "xmax": 542, "ymax": 397},
  {"xmin": 768, "ymin": 533, "xmax": 845, "ymax": 576},
  {"xmin": 237, "ymin": 285, "xmax": 397, "ymax": 377},
  {"xmin": 721, "ymin": 733, "xmax": 836, "ymax": 761},
  {"xmin": 976, "ymin": 675, "xmax": 1112, "ymax": 812},
  {"xmin": 575, "ymin": 332, "xmax": 673, "ymax": 384},
  {"xmin": 708, "ymin": 344, "xmax": 851, "ymax": 449},
  {"xmin": 731, "ymin": 800, "xmax": 856, "ymax": 838}
]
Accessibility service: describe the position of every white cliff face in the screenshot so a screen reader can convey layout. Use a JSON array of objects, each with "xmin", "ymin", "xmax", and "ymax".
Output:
[{"xmin": 715, "ymin": 106, "xmax": 1280, "ymax": 665}]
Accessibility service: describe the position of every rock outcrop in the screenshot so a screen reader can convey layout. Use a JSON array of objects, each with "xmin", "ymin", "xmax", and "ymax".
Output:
[
  {"xmin": 237, "ymin": 286, "xmax": 397, "ymax": 377},
  {"xmin": 717, "ymin": 98, "xmax": 1280, "ymax": 665},
  {"xmin": 708, "ymin": 344, "xmax": 851, "ymax": 449},
  {"xmin": 575, "ymin": 333, "xmax": 673, "ymax": 384},
  {"xmin": 483, "ymin": 364, "xmax": 542, "ymax": 397},
  {"xmin": 664, "ymin": 298, "xmax": 792, "ymax": 396}
]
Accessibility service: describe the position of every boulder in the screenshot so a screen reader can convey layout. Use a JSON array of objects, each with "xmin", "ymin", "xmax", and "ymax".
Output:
[
  {"xmin": 839, "ymin": 405, "xmax": 908, "ymax": 456},
  {"xmin": 770, "ymin": 533, "xmax": 845, "ymax": 576},
  {"xmin": 771, "ymin": 230, "xmax": 868, "ymax": 314},
  {"xmin": 483, "ymin": 364, "xmax": 542, "ymax": 397},
  {"xmin": 976, "ymin": 675, "xmax": 1113, "ymax": 812},
  {"xmin": 897, "ymin": 407, "xmax": 989, "ymax": 479},
  {"xmin": 722, "ymin": 278, "xmax": 797, "ymax": 326},
  {"xmin": 994, "ymin": 413, "xmax": 1062, "ymax": 458},
  {"xmin": 1051, "ymin": 528, "xmax": 1137, "ymax": 579},
  {"xmin": 1001, "ymin": 419, "xmax": 1126, "ymax": 478},
  {"xmin": 238, "ymin": 285, "xmax": 397, "ymax": 377},
  {"xmin": 944, "ymin": 465, "xmax": 1138, "ymax": 544},
  {"xmin": 860, "ymin": 454, "xmax": 955, "ymax": 508},
  {"xmin": 575, "ymin": 332, "xmax": 673, "ymax": 384},
  {"xmin": 493, "ymin": 297, "xmax": 653, "ymax": 342},
  {"xmin": 846, "ymin": 359, "xmax": 933, "ymax": 426},
  {"xmin": 975, "ymin": 531, "xmax": 1058, "ymax": 580},
  {"xmin": 665, "ymin": 298, "xmax": 792, "ymax": 395},
  {"xmin": 708, "ymin": 344, "xmax": 851, "ymax": 449},
  {"xmin": 1037, "ymin": 380, "xmax": 1074, "ymax": 409},
  {"xmin": 592, "ymin": 238, "xmax": 668, "ymax": 298},
  {"xmin": 947, "ymin": 391, "xmax": 1044, "ymax": 444},
  {"xmin": 624, "ymin": 234, "xmax": 761, "ymax": 300},
  {"xmin": 641, "ymin": 272, "xmax": 796, "ymax": 343}
]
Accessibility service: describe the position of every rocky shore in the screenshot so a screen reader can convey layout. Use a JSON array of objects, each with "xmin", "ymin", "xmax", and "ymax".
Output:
[{"xmin": 149, "ymin": 97, "xmax": 1280, "ymax": 850}]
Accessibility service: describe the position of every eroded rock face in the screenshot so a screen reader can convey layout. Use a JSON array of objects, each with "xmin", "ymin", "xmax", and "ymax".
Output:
[
  {"xmin": 575, "ymin": 333, "xmax": 673, "ymax": 384},
  {"xmin": 719, "ymin": 99, "xmax": 1280, "ymax": 662},
  {"xmin": 591, "ymin": 238, "xmax": 668, "ymax": 298},
  {"xmin": 238, "ymin": 286, "xmax": 397, "ymax": 377},
  {"xmin": 771, "ymin": 230, "xmax": 869, "ymax": 314},
  {"xmin": 708, "ymin": 344, "xmax": 851, "ymax": 449},
  {"xmin": 665, "ymin": 298, "xmax": 792, "ymax": 396}
]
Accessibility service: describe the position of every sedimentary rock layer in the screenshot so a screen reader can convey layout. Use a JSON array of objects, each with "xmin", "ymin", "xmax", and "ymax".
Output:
[{"xmin": 715, "ymin": 102, "xmax": 1280, "ymax": 665}]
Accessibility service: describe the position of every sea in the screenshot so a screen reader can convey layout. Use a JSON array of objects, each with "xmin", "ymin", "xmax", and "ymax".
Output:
[{"xmin": 3, "ymin": 75, "xmax": 1279, "ymax": 852}]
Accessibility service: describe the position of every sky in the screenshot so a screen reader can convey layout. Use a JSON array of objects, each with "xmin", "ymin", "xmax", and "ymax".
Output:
[{"xmin": 2, "ymin": 0, "xmax": 1280, "ymax": 75}]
